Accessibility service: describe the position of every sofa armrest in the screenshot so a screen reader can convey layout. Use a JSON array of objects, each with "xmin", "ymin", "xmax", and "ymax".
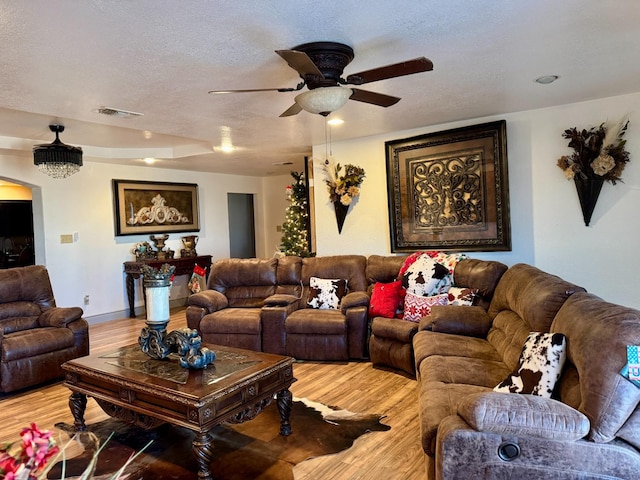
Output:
[
  {"xmin": 457, "ymin": 392, "xmax": 590, "ymax": 441},
  {"xmin": 341, "ymin": 291, "xmax": 369, "ymax": 311},
  {"xmin": 38, "ymin": 306, "xmax": 84, "ymax": 328},
  {"xmin": 420, "ymin": 305, "xmax": 493, "ymax": 337},
  {"xmin": 436, "ymin": 414, "xmax": 638, "ymax": 480},
  {"xmin": 264, "ymin": 294, "xmax": 299, "ymax": 307},
  {"xmin": 187, "ymin": 290, "xmax": 229, "ymax": 313}
]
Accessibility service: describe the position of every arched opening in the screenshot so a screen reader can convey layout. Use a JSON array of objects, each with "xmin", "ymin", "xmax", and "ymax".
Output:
[{"xmin": 0, "ymin": 178, "xmax": 45, "ymax": 268}]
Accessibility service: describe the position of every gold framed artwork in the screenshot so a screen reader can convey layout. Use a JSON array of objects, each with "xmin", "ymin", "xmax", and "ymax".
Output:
[
  {"xmin": 112, "ymin": 180, "xmax": 200, "ymax": 236},
  {"xmin": 385, "ymin": 120, "xmax": 511, "ymax": 252}
]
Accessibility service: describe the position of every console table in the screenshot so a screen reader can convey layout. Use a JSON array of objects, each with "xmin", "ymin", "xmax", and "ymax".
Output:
[{"xmin": 123, "ymin": 255, "xmax": 212, "ymax": 318}]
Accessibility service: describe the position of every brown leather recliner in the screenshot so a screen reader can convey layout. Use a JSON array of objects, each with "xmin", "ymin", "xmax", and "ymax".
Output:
[
  {"xmin": 186, "ymin": 258, "xmax": 279, "ymax": 351},
  {"xmin": 187, "ymin": 255, "xmax": 370, "ymax": 361},
  {"xmin": 275, "ymin": 255, "xmax": 370, "ymax": 361},
  {"xmin": 0, "ymin": 265, "xmax": 89, "ymax": 393}
]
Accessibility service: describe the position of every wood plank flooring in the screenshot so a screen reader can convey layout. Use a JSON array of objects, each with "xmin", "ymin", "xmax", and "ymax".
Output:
[{"xmin": 0, "ymin": 310, "xmax": 426, "ymax": 480}]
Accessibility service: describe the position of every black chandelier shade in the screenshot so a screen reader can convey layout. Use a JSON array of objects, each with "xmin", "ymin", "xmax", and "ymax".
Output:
[{"xmin": 33, "ymin": 125, "xmax": 83, "ymax": 178}]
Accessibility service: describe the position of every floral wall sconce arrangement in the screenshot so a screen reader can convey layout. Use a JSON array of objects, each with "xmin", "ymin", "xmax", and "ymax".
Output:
[
  {"xmin": 557, "ymin": 117, "xmax": 631, "ymax": 226},
  {"xmin": 322, "ymin": 158, "xmax": 366, "ymax": 233}
]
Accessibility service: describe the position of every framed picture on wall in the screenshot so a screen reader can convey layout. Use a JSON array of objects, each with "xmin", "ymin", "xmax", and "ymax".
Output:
[
  {"xmin": 385, "ymin": 120, "xmax": 511, "ymax": 252},
  {"xmin": 112, "ymin": 180, "xmax": 200, "ymax": 236}
]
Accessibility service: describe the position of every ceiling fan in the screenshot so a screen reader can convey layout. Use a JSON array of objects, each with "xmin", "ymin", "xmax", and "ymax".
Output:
[{"xmin": 208, "ymin": 41, "xmax": 433, "ymax": 117}]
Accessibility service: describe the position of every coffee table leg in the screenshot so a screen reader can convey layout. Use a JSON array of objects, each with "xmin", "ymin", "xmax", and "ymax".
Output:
[
  {"xmin": 277, "ymin": 388, "xmax": 293, "ymax": 436},
  {"xmin": 69, "ymin": 392, "xmax": 88, "ymax": 431},
  {"xmin": 192, "ymin": 432, "xmax": 214, "ymax": 480}
]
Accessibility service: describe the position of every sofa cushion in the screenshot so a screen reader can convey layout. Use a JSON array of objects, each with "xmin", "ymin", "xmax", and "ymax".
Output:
[
  {"xmin": 2, "ymin": 327, "xmax": 75, "ymax": 362},
  {"xmin": 425, "ymin": 305, "xmax": 494, "ymax": 338},
  {"xmin": 198, "ymin": 308, "xmax": 262, "ymax": 335},
  {"xmin": 401, "ymin": 254, "xmax": 451, "ymax": 297},
  {"xmin": 413, "ymin": 330, "xmax": 503, "ymax": 369},
  {"xmin": 458, "ymin": 392, "xmax": 590, "ymax": 441},
  {"xmin": 551, "ymin": 291, "xmax": 640, "ymax": 444},
  {"xmin": 420, "ymin": 355, "xmax": 511, "ymax": 388},
  {"xmin": 493, "ymin": 332, "xmax": 567, "ymax": 398},
  {"xmin": 307, "ymin": 277, "xmax": 347, "ymax": 310},
  {"xmin": 369, "ymin": 280, "xmax": 404, "ymax": 318},
  {"xmin": 403, "ymin": 293, "xmax": 448, "ymax": 322}
]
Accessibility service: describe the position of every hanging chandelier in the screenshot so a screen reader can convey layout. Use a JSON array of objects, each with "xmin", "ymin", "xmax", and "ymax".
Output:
[{"xmin": 33, "ymin": 125, "xmax": 83, "ymax": 179}]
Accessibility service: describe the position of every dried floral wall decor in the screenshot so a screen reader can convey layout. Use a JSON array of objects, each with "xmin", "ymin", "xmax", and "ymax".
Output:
[
  {"xmin": 322, "ymin": 159, "xmax": 366, "ymax": 233},
  {"xmin": 556, "ymin": 117, "xmax": 630, "ymax": 226}
]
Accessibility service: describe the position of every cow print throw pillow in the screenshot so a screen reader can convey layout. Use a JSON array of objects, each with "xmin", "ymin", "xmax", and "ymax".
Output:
[
  {"xmin": 307, "ymin": 277, "xmax": 348, "ymax": 310},
  {"xmin": 401, "ymin": 254, "xmax": 451, "ymax": 297},
  {"xmin": 447, "ymin": 286, "xmax": 479, "ymax": 306},
  {"xmin": 494, "ymin": 332, "xmax": 567, "ymax": 398}
]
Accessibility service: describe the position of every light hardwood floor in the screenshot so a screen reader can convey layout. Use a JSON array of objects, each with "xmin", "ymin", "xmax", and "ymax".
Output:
[{"xmin": 0, "ymin": 310, "xmax": 426, "ymax": 480}]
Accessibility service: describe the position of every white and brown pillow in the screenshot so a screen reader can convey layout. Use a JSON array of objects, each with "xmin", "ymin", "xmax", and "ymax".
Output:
[
  {"xmin": 447, "ymin": 286, "xmax": 479, "ymax": 306},
  {"xmin": 494, "ymin": 332, "xmax": 567, "ymax": 398},
  {"xmin": 307, "ymin": 277, "xmax": 348, "ymax": 310},
  {"xmin": 401, "ymin": 254, "xmax": 451, "ymax": 297}
]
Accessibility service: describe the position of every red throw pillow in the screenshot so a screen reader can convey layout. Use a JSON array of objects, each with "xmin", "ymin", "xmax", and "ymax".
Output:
[{"xmin": 369, "ymin": 280, "xmax": 404, "ymax": 318}]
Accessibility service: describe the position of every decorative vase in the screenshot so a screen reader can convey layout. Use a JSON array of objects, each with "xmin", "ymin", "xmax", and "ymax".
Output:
[
  {"xmin": 333, "ymin": 201, "xmax": 350, "ymax": 234},
  {"xmin": 573, "ymin": 175, "xmax": 604, "ymax": 226}
]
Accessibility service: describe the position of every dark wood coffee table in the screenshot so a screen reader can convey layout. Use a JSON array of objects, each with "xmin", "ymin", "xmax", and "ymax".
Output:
[{"xmin": 62, "ymin": 344, "xmax": 295, "ymax": 480}]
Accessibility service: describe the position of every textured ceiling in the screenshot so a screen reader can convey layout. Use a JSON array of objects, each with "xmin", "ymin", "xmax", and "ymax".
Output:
[{"xmin": 0, "ymin": 1, "xmax": 639, "ymax": 176}]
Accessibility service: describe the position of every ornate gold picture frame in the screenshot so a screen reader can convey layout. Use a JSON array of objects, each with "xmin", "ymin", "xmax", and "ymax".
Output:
[
  {"xmin": 385, "ymin": 120, "xmax": 511, "ymax": 252},
  {"xmin": 112, "ymin": 180, "xmax": 200, "ymax": 236}
]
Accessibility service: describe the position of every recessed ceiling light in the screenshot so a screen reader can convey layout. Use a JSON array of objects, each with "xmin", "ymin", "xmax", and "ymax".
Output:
[
  {"xmin": 272, "ymin": 161, "xmax": 293, "ymax": 166},
  {"xmin": 327, "ymin": 118, "xmax": 344, "ymax": 126},
  {"xmin": 142, "ymin": 157, "xmax": 156, "ymax": 164},
  {"xmin": 535, "ymin": 75, "xmax": 560, "ymax": 85}
]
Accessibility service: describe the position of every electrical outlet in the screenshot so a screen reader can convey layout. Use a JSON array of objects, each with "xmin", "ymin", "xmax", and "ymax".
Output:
[
  {"xmin": 83, "ymin": 295, "xmax": 90, "ymax": 305},
  {"xmin": 276, "ymin": 225, "xmax": 282, "ymax": 232},
  {"xmin": 60, "ymin": 234, "xmax": 73, "ymax": 244}
]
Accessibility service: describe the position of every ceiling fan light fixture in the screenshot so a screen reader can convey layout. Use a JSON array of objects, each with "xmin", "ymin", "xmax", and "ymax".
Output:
[
  {"xmin": 295, "ymin": 87, "xmax": 353, "ymax": 116},
  {"xmin": 33, "ymin": 125, "xmax": 83, "ymax": 179}
]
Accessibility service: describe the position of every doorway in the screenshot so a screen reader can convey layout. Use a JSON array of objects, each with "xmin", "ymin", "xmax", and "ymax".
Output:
[
  {"xmin": 0, "ymin": 181, "xmax": 37, "ymax": 269},
  {"xmin": 227, "ymin": 193, "xmax": 256, "ymax": 258}
]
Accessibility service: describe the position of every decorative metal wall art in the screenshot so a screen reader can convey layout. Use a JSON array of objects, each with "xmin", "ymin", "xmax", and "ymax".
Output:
[
  {"xmin": 386, "ymin": 120, "xmax": 511, "ymax": 252},
  {"xmin": 112, "ymin": 180, "xmax": 200, "ymax": 236}
]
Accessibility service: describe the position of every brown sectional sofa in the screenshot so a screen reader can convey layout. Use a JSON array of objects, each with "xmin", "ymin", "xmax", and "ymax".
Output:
[
  {"xmin": 186, "ymin": 255, "xmax": 640, "ymax": 478},
  {"xmin": 415, "ymin": 263, "xmax": 640, "ymax": 479}
]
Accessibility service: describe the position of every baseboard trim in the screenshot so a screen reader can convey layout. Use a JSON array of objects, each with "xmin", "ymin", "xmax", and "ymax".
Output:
[{"xmin": 85, "ymin": 298, "xmax": 187, "ymax": 325}]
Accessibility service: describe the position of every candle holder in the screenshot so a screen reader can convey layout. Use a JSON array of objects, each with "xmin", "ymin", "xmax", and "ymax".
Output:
[{"xmin": 138, "ymin": 264, "xmax": 215, "ymax": 369}]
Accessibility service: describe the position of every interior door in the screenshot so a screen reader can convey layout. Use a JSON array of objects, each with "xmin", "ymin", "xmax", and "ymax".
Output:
[{"xmin": 227, "ymin": 193, "xmax": 256, "ymax": 258}]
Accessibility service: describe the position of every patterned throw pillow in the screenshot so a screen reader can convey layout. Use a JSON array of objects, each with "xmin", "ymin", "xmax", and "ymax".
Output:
[
  {"xmin": 447, "ymin": 286, "xmax": 479, "ymax": 306},
  {"xmin": 369, "ymin": 280, "xmax": 404, "ymax": 319},
  {"xmin": 307, "ymin": 277, "xmax": 348, "ymax": 310},
  {"xmin": 401, "ymin": 254, "xmax": 451, "ymax": 297},
  {"xmin": 494, "ymin": 332, "xmax": 567, "ymax": 398},
  {"xmin": 403, "ymin": 292, "xmax": 449, "ymax": 323}
]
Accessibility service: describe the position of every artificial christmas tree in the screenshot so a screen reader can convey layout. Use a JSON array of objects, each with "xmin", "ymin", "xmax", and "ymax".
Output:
[{"xmin": 279, "ymin": 171, "xmax": 311, "ymax": 257}]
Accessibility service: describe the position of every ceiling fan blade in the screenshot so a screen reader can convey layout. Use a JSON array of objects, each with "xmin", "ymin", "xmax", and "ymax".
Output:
[
  {"xmin": 345, "ymin": 57, "xmax": 433, "ymax": 85},
  {"xmin": 349, "ymin": 88, "xmax": 401, "ymax": 107},
  {"xmin": 275, "ymin": 49, "xmax": 324, "ymax": 78},
  {"xmin": 279, "ymin": 103, "xmax": 303, "ymax": 117},
  {"xmin": 208, "ymin": 87, "xmax": 298, "ymax": 94}
]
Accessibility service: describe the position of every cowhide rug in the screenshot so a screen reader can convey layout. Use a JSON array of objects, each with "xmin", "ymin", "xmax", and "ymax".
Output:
[{"xmin": 49, "ymin": 398, "xmax": 390, "ymax": 480}]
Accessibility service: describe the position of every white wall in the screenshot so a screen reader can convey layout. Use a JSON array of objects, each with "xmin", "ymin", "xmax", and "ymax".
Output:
[
  {"xmin": 312, "ymin": 92, "xmax": 640, "ymax": 309},
  {"xmin": 0, "ymin": 156, "xmax": 276, "ymax": 320}
]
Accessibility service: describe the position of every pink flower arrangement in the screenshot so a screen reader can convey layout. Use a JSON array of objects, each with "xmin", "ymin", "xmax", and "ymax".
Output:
[{"xmin": 0, "ymin": 424, "xmax": 59, "ymax": 480}]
